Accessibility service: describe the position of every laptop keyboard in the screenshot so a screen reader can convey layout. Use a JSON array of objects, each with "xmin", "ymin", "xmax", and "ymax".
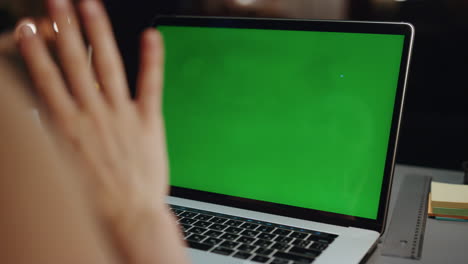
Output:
[{"xmin": 170, "ymin": 204, "xmax": 338, "ymax": 264}]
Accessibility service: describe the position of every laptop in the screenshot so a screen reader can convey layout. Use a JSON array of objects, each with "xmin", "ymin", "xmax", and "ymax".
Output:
[{"xmin": 154, "ymin": 16, "xmax": 414, "ymax": 264}]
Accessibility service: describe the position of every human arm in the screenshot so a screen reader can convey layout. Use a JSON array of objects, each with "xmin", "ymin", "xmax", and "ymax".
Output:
[
  {"xmin": 0, "ymin": 58, "xmax": 119, "ymax": 264},
  {"xmin": 15, "ymin": 0, "xmax": 189, "ymax": 263}
]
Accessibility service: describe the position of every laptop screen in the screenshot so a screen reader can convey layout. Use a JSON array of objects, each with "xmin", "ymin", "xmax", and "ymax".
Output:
[{"xmin": 160, "ymin": 25, "xmax": 405, "ymax": 220}]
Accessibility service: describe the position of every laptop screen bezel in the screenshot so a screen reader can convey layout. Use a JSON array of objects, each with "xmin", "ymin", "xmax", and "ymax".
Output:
[{"xmin": 154, "ymin": 16, "xmax": 414, "ymax": 233}]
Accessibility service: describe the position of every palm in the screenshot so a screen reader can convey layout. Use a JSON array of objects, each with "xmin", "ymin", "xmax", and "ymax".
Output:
[{"xmin": 17, "ymin": 0, "xmax": 168, "ymax": 224}]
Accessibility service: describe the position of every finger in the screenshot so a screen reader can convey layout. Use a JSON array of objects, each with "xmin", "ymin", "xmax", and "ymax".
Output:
[
  {"xmin": 47, "ymin": 0, "xmax": 103, "ymax": 111},
  {"xmin": 136, "ymin": 29, "xmax": 165, "ymax": 120},
  {"xmin": 37, "ymin": 17, "xmax": 57, "ymax": 47},
  {"xmin": 79, "ymin": 0, "xmax": 130, "ymax": 106},
  {"xmin": 16, "ymin": 20, "xmax": 77, "ymax": 123}
]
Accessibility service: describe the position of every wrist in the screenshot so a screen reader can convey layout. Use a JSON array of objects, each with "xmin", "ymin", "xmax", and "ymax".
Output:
[
  {"xmin": 108, "ymin": 202, "xmax": 187, "ymax": 264},
  {"xmin": 111, "ymin": 201, "xmax": 172, "ymax": 239}
]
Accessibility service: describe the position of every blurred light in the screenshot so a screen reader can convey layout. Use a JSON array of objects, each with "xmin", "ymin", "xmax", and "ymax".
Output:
[
  {"xmin": 26, "ymin": 23, "xmax": 37, "ymax": 34},
  {"xmin": 53, "ymin": 22, "xmax": 59, "ymax": 33},
  {"xmin": 235, "ymin": 0, "xmax": 256, "ymax": 6},
  {"xmin": 395, "ymin": 0, "xmax": 407, "ymax": 2}
]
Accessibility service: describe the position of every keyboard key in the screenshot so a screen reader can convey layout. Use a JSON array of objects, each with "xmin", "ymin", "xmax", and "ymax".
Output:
[
  {"xmin": 253, "ymin": 239, "xmax": 273, "ymax": 248},
  {"xmin": 241, "ymin": 230, "xmax": 259, "ymax": 237},
  {"xmin": 241, "ymin": 223, "xmax": 259, "ymax": 230},
  {"xmin": 211, "ymin": 247, "xmax": 234, "ymax": 256},
  {"xmin": 274, "ymin": 251, "xmax": 315, "ymax": 263},
  {"xmin": 292, "ymin": 239, "xmax": 311, "ymax": 248},
  {"xmin": 180, "ymin": 224, "xmax": 191, "ymax": 232},
  {"xmin": 237, "ymin": 236, "xmax": 256, "ymax": 244},
  {"xmin": 271, "ymin": 258, "xmax": 289, "ymax": 264},
  {"xmin": 255, "ymin": 248, "xmax": 274, "ymax": 256},
  {"xmin": 271, "ymin": 242, "xmax": 291, "ymax": 251},
  {"xmin": 309, "ymin": 242, "xmax": 328, "ymax": 251},
  {"xmin": 209, "ymin": 217, "xmax": 228, "ymax": 224},
  {"xmin": 187, "ymin": 241, "xmax": 213, "ymax": 251},
  {"xmin": 273, "ymin": 229, "xmax": 292, "ymax": 236},
  {"xmin": 233, "ymin": 251, "xmax": 252, "ymax": 260},
  {"xmin": 290, "ymin": 232, "xmax": 309, "ymax": 239},
  {"xmin": 193, "ymin": 221, "xmax": 211, "ymax": 228},
  {"xmin": 220, "ymin": 241, "xmax": 240, "ymax": 249},
  {"xmin": 225, "ymin": 220, "xmax": 243, "ymax": 227},
  {"xmin": 238, "ymin": 244, "xmax": 257, "ymax": 253},
  {"xmin": 204, "ymin": 237, "xmax": 222, "ymax": 246},
  {"xmin": 275, "ymin": 236, "xmax": 294, "ymax": 244},
  {"xmin": 257, "ymin": 233, "xmax": 276, "ymax": 240},
  {"xmin": 180, "ymin": 212, "xmax": 198, "ymax": 218},
  {"xmin": 210, "ymin": 224, "xmax": 228, "ymax": 231},
  {"xmin": 194, "ymin": 214, "xmax": 213, "ymax": 221},
  {"xmin": 256, "ymin": 225, "xmax": 275, "ymax": 233},
  {"xmin": 310, "ymin": 231, "xmax": 338, "ymax": 239},
  {"xmin": 225, "ymin": 227, "xmax": 243, "ymax": 234},
  {"xmin": 205, "ymin": 230, "xmax": 223, "ymax": 237},
  {"xmin": 186, "ymin": 234, "xmax": 207, "ymax": 243},
  {"xmin": 307, "ymin": 235, "xmax": 334, "ymax": 244},
  {"xmin": 189, "ymin": 227, "xmax": 207, "ymax": 235},
  {"xmin": 251, "ymin": 255, "xmax": 270, "ymax": 263},
  {"xmin": 172, "ymin": 209, "xmax": 183, "ymax": 215},
  {"xmin": 179, "ymin": 218, "xmax": 197, "ymax": 225},
  {"xmin": 220, "ymin": 233, "xmax": 239, "ymax": 241},
  {"xmin": 288, "ymin": 246, "xmax": 320, "ymax": 258}
]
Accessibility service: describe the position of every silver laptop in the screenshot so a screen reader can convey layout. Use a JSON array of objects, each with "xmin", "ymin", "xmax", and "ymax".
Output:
[{"xmin": 154, "ymin": 16, "xmax": 414, "ymax": 264}]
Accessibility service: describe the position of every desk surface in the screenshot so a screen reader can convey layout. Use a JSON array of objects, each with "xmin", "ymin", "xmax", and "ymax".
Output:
[{"xmin": 367, "ymin": 165, "xmax": 468, "ymax": 264}]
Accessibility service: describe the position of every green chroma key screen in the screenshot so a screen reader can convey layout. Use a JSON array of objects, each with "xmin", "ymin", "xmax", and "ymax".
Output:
[{"xmin": 159, "ymin": 25, "xmax": 405, "ymax": 220}]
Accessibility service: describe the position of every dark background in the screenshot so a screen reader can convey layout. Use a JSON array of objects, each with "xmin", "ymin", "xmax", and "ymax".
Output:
[{"xmin": 2, "ymin": 0, "xmax": 468, "ymax": 171}]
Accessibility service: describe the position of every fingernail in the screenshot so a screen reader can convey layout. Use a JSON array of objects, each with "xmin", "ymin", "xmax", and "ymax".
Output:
[
  {"xmin": 148, "ymin": 29, "xmax": 161, "ymax": 41},
  {"xmin": 19, "ymin": 23, "xmax": 37, "ymax": 39}
]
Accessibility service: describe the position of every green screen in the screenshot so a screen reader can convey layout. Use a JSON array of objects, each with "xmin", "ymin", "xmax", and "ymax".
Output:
[{"xmin": 160, "ymin": 25, "xmax": 404, "ymax": 220}]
